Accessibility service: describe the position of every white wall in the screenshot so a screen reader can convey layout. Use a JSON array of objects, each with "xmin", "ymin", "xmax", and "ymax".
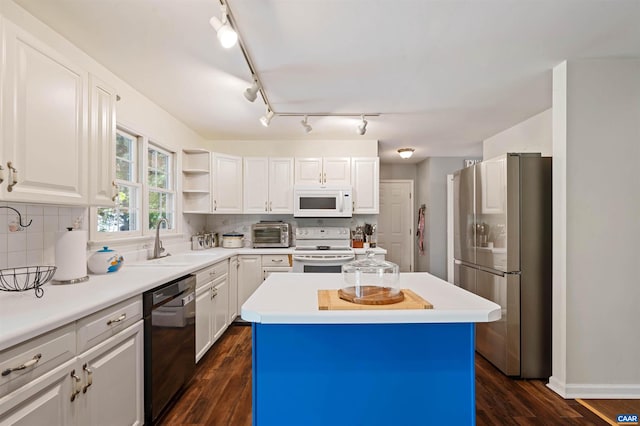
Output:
[
  {"xmin": 483, "ymin": 109, "xmax": 552, "ymax": 159},
  {"xmin": 547, "ymin": 59, "xmax": 640, "ymax": 398},
  {"xmin": 209, "ymin": 139, "xmax": 378, "ymax": 157}
]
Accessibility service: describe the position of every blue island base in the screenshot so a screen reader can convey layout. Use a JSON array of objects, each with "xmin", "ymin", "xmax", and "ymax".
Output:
[{"xmin": 252, "ymin": 322, "xmax": 475, "ymax": 426}]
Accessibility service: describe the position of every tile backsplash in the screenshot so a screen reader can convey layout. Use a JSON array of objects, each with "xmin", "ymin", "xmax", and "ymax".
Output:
[{"xmin": 0, "ymin": 202, "xmax": 87, "ymax": 269}]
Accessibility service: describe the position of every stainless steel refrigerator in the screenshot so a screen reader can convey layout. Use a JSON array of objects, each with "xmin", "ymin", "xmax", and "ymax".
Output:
[{"xmin": 453, "ymin": 153, "xmax": 552, "ymax": 378}]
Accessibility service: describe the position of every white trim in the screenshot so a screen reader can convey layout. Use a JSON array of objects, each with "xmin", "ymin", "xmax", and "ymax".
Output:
[
  {"xmin": 547, "ymin": 376, "xmax": 640, "ymax": 399},
  {"xmin": 446, "ymin": 174, "xmax": 454, "ymax": 283}
]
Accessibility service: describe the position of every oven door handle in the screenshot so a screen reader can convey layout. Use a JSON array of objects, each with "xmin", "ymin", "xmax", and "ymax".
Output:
[{"xmin": 293, "ymin": 255, "xmax": 355, "ymax": 262}]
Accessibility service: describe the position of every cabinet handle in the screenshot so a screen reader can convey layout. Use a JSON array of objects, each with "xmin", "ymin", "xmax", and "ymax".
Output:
[
  {"xmin": 318, "ymin": 173, "xmax": 322, "ymax": 183},
  {"xmin": 7, "ymin": 161, "xmax": 18, "ymax": 192},
  {"xmin": 323, "ymin": 172, "xmax": 327, "ymax": 183},
  {"xmin": 269, "ymin": 201, "xmax": 273, "ymax": 212},
  {"xmin": 82, "ymin": 363, "xmax": 93, "ymax": 393},
  {"xmin": 70, "ymin": 369, "xmax": 82, "ymax": 402},
  {"xmin": 1, "ymin": 353, "xmax": 41, "ymax": 377},
  {"xmin": 0, "ymin": 164, "xmax": 4, "ymax": 185},
  {"xmin": 111, "ymin": 181, "xmax": 118, "ymax": 202},
  {"xmin": 212, "ymin": 288, "xmax": 218, "ymax": 299},
  {"xmin": 214, "ymin": 200, "xmax": 217, "ymax": 211},
  {"xmin": 271, "ymin": 259, "xmax": 283, "ymax": 263},
  {"xmin": 209, "ymin": 270, "xmax": 216, "ymax": 277},
  {"xmin": 265, "ymin": 201, "xmax": 268, "ymax": 212},
  {"xmin": 107, "ymin": 313, "xmax": 126, "ymax": 325}
]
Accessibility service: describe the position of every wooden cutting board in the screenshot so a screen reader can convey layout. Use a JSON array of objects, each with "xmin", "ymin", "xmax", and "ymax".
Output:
[{"xmin": 318, "ymin": 289, "xmax": 433, "ymax": 310}]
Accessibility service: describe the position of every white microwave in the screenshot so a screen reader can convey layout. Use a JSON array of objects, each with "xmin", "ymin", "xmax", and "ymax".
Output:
[{"xmin": 293, "ymin": 186, "xmax": 353, "ymax": 217}]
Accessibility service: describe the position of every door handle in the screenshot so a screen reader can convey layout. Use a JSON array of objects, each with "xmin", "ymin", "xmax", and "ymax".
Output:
[
  {"xmin": 82, "ymin": 363, "xmax": 93, "ymax": 393},
  {"xmin": 70, "ymin": 369, "xmax": 82, "ymax": 402}
]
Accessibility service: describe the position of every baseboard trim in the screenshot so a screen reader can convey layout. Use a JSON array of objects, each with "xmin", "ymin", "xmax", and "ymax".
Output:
[{"xmin": 547, "ymin": 376, "xmax": 640, "ymax": 398}]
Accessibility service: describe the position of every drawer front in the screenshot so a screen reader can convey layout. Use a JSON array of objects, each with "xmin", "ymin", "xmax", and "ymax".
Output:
[
  {"xmin": 0, "ymin": 324, "xmax": 75, "ymax": 397},
  {"xmin": 77, "ymin": 297, "xmax": 142, "ymax": 353},
  {"xmin": 195, "ymin": 261, "xmax": 229, "ymax": 288},
  {"xmin": 262, "ymin": 254, "xmax": 292, "ymax": 267}
]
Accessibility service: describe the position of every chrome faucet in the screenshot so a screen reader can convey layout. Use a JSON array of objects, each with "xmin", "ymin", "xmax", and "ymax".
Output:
[{"xmin": 153, "ymin": 218, "xmax": 171, "ymax": 259}]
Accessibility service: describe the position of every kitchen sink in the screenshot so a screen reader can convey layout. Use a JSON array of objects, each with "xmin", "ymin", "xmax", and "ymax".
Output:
[{"xmin": 128, "ymin": 253, "xmax": 213, "ymax": 267}]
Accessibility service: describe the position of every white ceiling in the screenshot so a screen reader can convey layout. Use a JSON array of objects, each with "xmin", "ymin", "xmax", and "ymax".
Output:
[{"xmin": 14, "ymin": 0, "xmax": 640, "ymax": 163}]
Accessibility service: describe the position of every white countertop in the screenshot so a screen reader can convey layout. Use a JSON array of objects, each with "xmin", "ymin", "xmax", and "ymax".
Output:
[
  {"xmin": 241, "ymin": 273, "xmax": 501, "ymax": 324},
  {"xmin": 0, "ymin": 246, "xmax": 320, "ymax": 352}
]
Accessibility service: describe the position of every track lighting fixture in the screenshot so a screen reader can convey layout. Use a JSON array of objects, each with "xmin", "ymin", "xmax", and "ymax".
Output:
[
  {"xmin": 301, "ymin": 116, "xmax": 313, "ymax": 134},
  {"xmin": 260, "ymin": 109, "xmax": 275, "ymax": 127},
  {"xmin": 244, "ymin": 80, "xmax": 260, "ymax": 102},
  {"xmin": 397, "ymin": 148, "xmax": 415, "ymax": 159},
  {"xmin": 357, "ymin": 115, "xmax": 368, "ymax": 135},
  {"xmin": 209, "ymin": 5, "xmax": 237, "ymax": 48}
]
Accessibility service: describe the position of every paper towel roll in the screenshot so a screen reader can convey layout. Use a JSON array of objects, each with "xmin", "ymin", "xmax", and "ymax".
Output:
[{"xmin": 53, "ymin": 229, "xmax": 88, "ymax": 282}]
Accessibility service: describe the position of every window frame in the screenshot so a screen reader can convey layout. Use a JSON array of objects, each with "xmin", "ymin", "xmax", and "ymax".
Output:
[{"xmin": 90, "ymin": 124, "xmax": 180, "ymax": 243}]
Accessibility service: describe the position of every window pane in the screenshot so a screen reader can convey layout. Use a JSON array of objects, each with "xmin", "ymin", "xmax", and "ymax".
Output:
[
  {"xmin": 148, "ymin": 191, "xmax": 159, "ymax": 209},
  {"xmin": 157, "ymin": 153, "xmax": 167, "ymax": 172},
  {"xmin": 116, "ymin": 132, "xmax": 132, "ymax": 161},
  {"xmin": 116, "ymin": 158, "xmax": 131, "ymax": 181},
  {"xmin": 148, "ymin": 149, "xmax": 155, "ymax": 169}
]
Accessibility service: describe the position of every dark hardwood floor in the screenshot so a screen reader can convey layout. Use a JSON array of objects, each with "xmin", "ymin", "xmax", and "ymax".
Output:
[{"xmin": 160, "ymin": 323, "xmax": 607, "ymax": 425}]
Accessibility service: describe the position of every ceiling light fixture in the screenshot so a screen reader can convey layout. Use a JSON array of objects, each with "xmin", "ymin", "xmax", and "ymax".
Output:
[
  {"xmin": 260, "ymin": 109, "xmax": 275, "ymax": 127},
  {"xmin": 301, "ymin": 115, "xmax": 313, "ymax": 133},
  {"xmin": 397, "ymin": 148, "xmax": 415, "ymax": 159},
  {"xmin": 357, "ymin": 115, "xmax": 368, "ymax": 135},
  {"xmin": 209, "ymin": 5, "xmax": 238, "ymax": 49},
  {"xmin": 244, "ymin": 79, "xmax": 260, "ymax": 102}
]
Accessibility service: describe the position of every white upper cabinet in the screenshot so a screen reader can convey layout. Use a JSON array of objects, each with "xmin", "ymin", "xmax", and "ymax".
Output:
[
  {"xmin": 212, "ymin": 152, "xmax": 242, "ymax": 213},
  {"xmin": 295, "ymin": 157, "xmax": 351, "ymax": 186},
  {"xmin": 244, "ymin": 157, "xmax": 293, "ymax": 214},
  {"xmin": 1, "ymin": 19, "xmax": 88, "ymax": 205},
  {"xmin": 351, "ymin": 157, "xmax": 379, "ymax": 214},
  {"xmin": 88, "ymin": 75, "xmax": 116, "ymax": 206}
]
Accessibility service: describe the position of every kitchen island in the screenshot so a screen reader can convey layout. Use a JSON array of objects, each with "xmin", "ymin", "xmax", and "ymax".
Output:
[{"xmin": 242, "ymin": 272, "xmax": 501, "ymax": 426}]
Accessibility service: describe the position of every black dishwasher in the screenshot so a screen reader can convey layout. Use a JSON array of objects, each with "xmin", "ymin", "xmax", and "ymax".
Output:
[{"xmin": 143, "ymin": 274, "xmax": 196, "ymax": 425}]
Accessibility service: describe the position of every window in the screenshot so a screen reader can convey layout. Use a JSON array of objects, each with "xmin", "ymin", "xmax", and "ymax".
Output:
[
  {"xmin": 93, "ymin": 127, "xmax": 177, "ymax": 240},
  {"xmin": 147, "ymin": 144, "xmax": 175, "ymax": 230},
  {"xmin": 96, "ymin": 129, "xmax": 141, "ymax": 235}
]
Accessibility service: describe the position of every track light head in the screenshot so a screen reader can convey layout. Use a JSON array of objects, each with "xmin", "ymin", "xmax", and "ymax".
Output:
[
  {"xmin": 209, "ymin": 6, "xmax": 237, "ymax": 48},
  {"xmin": 397, "ymin": 148, "xmax": 415, "ymax": 159},
  {"xmin": 301, "ymin": 116, "xmax": 313, "ymax": 134},
  {"xmin": 357, "ymin": 115, "xmax": 368, "ymax": 135},
  {"xmin": 260, "ymin": 109, "xmax": 275, "ymax": 127},
  {"xmin": 244, "ymin": 80, "xmax": 260, "ymax": 102}
]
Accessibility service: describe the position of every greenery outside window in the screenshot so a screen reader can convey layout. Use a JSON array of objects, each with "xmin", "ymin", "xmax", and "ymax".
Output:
[
  {"xmin": 96, "ymin": 129, "xmax": 141, "ymax": 235},
  {"xmin": 147, "ymin": 144, "xmax": 175, "ymax": 231}
]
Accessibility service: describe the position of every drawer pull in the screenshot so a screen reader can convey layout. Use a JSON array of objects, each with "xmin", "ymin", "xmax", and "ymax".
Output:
[
  {"xmin": 1, "ymin": 353, "xmax": 42, "ymax": 376},
  {"xmin": 271, "ymin": 259, "xmax": 283, "ymax": 263},
  {"xmin": 82, "ymin": 363, "xmax": 93, "ymax": 393},
  {"xmin": 107, "ymin": 313, "xmax": 126, "ymax": 325},
  {"xmin": 70, "ymin": 370, "xmax": 81, "ymax": 402}
]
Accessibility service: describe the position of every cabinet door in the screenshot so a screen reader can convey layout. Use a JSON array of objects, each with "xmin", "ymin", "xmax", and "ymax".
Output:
[
  {"xmin": 237, "ymin": 255, "xmax": 262, "ymax": 313},
  {"xmin": 0, "ymin": 358, "xmax": 76, "ymax": 426},
  {"xmin": 228, "ymin": 256, "xmax": 239, "ymax": 322},
  {"xmin": 243, "ymin": 157, "xmax": 269, "ymax": 213},
  {"xmin": 294, "ymin": 158, "xmax": 322, "ymax": 185},
  {"xmin": 212, "ymin": 276, "xmax": 229, "ymax": 342},
  {"xmin": 268, "ymin": 158, "xmax": 294, "ymax": 213},
  {"xmin": 88, "ymin": 75, "xmax": 116, "ymax": 206},
  {"xmin": 76, "ymin": 321, "xmax": 144, "ymax": 426},
  {"xmin": 323, "ymin": 157, "xmax": 351, "ymax": 185},
  {"xmin": 195, "ymin": 284, "xmax": 213, "ymax": 362},
  {"xmin": 1, "ymin": 20, "xmax": 88, "ymax": 204},
  {"xmin": 213, "ymin": 153, "xmax": 243, "ymax": 213},
  {"xmin": 351, "ymin": 157, "xmax": 379, "ymax": 213}
]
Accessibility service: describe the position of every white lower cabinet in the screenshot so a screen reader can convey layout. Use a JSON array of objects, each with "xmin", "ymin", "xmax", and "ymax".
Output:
[
  {"xmin": 238, "ymin": 255, "xmax": 262, "ymax": 315},
  {"xmin": 0, "ymin": 321, "xmax": 144, "ymax": 426},
  {"xmin": 76, "ymin": 321, "xmax": 144, "ymax": 426},
  {"xmin": 195, "ymin": 260, "xmax": 230, "ymax": 363},
  {"xmin": 228, "ymin": 256, "xmax": 239, "ymax": 322}
]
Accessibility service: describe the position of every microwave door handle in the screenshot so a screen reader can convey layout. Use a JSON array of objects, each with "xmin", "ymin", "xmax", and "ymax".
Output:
[{"xmin": 338, "ymin": 192, "xmax": 344, "ymax": 212}]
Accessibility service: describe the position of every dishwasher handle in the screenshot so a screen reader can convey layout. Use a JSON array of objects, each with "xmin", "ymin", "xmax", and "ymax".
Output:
[{"xmin": 149, "ymin": 275, "xmax": 195, "ymax": 308}]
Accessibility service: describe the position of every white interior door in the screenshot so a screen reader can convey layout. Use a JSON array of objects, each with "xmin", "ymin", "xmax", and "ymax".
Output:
[{"xmin": 378, "ymin": 180, "xmax": 413, "ymax": 272}]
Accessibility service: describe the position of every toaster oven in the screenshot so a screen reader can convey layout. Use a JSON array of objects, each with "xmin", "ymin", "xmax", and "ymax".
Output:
[{"xmin": 251, "ymin": 222, "xmax": 291, "ymax": 248}]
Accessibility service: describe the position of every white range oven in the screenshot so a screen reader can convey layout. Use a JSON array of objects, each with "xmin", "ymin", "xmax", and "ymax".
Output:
[{"xmin": 292, "ymin": 227, "xmax": 355, "ymax": 273}]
